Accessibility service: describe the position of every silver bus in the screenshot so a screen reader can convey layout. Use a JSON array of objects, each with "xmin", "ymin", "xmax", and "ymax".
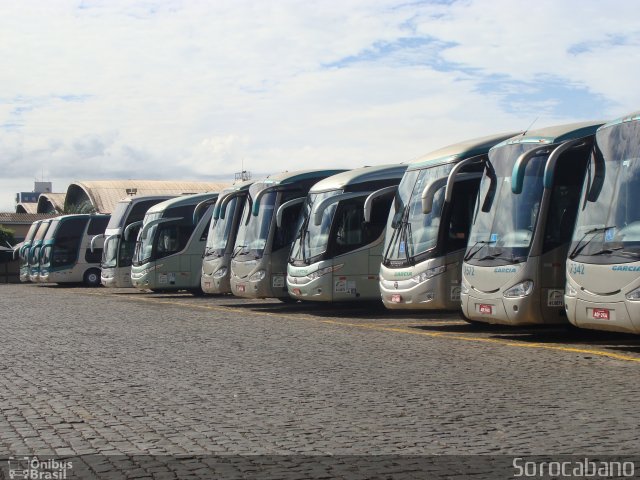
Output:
[
  {"xmin": 379, "ymin": 133, "xmax": 516, "ymax": 310},
  {"xmin": 287, "ymin": 164, "xmax": 407, "ymax": 301},
  {"xmin": 230, "ymin": 169, "xmax": 344, "ymax": 300},
  {"xmin": 565, "ymin": 112, "xmax": 640, "ymax": 334},
  {"xmin": 18, "ymin": 220, "xmax": 42, "ymax": 282},
  {"xmin": 460, "ymin": 122, "xmax": 603, "ymax": 325},
  {"xmin": 201, "ymin": 180, "xmax": 253, "ymax": 295},
  {"xmin": 100, "ymin": 195, "xmax": 176, "ymax": 288},
  {"xmin": 131, "ymin": 192, "xmax": 219, "ymax": 294},
  {"xmin": 39, "ymin": 214, "xmax": 111, "ymax": 286}
]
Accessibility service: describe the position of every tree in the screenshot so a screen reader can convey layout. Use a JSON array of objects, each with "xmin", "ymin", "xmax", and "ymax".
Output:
[
  {"xmin": 0, "ymin": 226, "xmax": 16, "ymax": 247},
  {"xmin": 56, "ymin": 201, "xmax": 97, "ymax": 214}
]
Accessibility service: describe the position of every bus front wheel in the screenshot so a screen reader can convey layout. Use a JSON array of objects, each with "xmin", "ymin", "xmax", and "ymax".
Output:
[{"xmin": 83, "ymin": 269, "xmax": 101, "ymax": 287}]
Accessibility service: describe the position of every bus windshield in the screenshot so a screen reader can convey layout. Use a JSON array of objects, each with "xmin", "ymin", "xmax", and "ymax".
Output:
[
  {"xmin": 205, "ymin": 195, "xmax": 244, "ymax": 258},
  {"xmin": 106, "ymin": 202, "xmax": 130, "ymax": 229},
  {"xmin": 570, "ymin": 121, "xmax": 640, "ymax": 263},
  {"xmin": 234, "ymin": 190, "xmax": 276, "ymax": 259},
  {"xmin": 383, "ymin": 164, "xmax": 453, "ymax": 264},
  {"xmin": 290, "ymin": 190, "xmax": 343, "ymax": 264},
  {"xmin": 132, "ymin": 212, "xmax": 163, "ymax": 266},
  {"xmin": 465, "ymin": 144, "xmax": 547, "ymax": 265}
]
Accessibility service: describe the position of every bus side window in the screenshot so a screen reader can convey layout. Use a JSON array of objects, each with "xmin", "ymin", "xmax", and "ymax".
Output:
[
  {"xmin": 445, "ymin": 179, "xmax": 479, "ymax": 253},
  {"xmin": 542, "ymin": 146, "xmax": 590, "ymax": 253}
]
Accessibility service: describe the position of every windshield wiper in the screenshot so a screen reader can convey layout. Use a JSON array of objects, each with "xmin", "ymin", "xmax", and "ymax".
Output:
[
  {"xmin": 464, "ymin": 240, "xmax": 496, "ymax": 262},
  {"xmin": 477, "ymin": 251, "xmax": 524, "ymax": 263},
  {"xmin": 383, "ymin": 204, "xmax": 408, "ymax": 262},
  {"xmin": 591, "ymin": 247, "xmax": 640, "ymax": 258},
  {"xmin": 569, "ymin": 226, "xmax": 616, "ymax": 259},
  {"xmin": 231, "ymin": 245, "xmax": 246, "ymax": 259}
]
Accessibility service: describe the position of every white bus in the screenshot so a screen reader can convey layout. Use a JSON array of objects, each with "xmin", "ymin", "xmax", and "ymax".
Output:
[
  {"xmin": 100, "ymin": 195, "xmax": 176, "ymax": 288},
  {"xmin": 379, "ymin": 133, "xmax": 516, "ymax": 310},
  {"xmin": 287, "ymin": 164, "xmax": 407, "ymax": 301},
  {"xmin": 130, "ymin": 192, "xmax": 219, "ymax": 294},
  {"xmin": 230, "ymin": 169, "xmax": 344, "ymax": 300},
  {"xmin": 27, "ymin": 219, "xmax": 53, "ymax": 283},
  {"xmin": 18, "ymin": 220, "xmax": 42, "ymax": 282},
  {"xmin": 460, "ymin": 122, "xmax": 603, "ymax": 325},
  {"xmin": 39, "ymin": 214, "xmax": 111, "ymax": 286},
  {"xmin": 565, "ymin": 112, "xmax": 640, "ymax": 333},
  {"xmin": 201, "ymin": 181, "xmax": 253, "ymax": 295}
]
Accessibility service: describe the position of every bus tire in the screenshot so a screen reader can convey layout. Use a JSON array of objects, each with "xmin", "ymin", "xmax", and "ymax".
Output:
[{"xmin": 83, "ymin": 269, "xmax": 101, "ymax": 287}]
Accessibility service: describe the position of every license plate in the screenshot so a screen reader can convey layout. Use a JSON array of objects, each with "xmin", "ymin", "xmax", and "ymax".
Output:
[
  {"xmin": 479, "ymin": 304, "xmax": 493, "ymax": 315},
  {"xmin": 592, "ymin": 308, "xmax": 610, "ymax": 320},
  {"xmin": 391, "ymin": 294, "xmax": 402, "ymax": 303},
  {"xmin": 237, "ymin": 284, "xmax": 245, "ymax": 293}
]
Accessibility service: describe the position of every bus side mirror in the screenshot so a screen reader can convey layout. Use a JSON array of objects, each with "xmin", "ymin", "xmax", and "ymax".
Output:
[
  {"xmin": 512, "ymin": 146, "xmax": 551, "ymax": 194},
  {"xmin": 586, "ymin": 145, "xmax": 605, "ymax": 203},
  {"xmin": 421, "ymin": 177, "xmax": 448, "ymax": 214},
  {"xmin": 276, "ymin": 197, "xmax": 305, "ymax": 228},
  {"xmin": 364, "ymin": 186, "xmax": 397, "ymax": 223}
]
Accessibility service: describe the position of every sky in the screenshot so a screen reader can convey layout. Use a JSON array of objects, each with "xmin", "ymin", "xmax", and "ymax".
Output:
[{"xmin": 1, "ymin": 0, "xmax": 639, "ymax": 211}]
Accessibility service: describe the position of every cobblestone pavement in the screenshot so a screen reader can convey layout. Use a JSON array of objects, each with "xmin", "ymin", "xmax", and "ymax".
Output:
[{"xmin": 1, "ymin": 283, "xmax": 640, "ymax": 478}]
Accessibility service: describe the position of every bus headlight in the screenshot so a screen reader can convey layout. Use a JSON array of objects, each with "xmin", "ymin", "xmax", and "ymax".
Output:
[
  {"xmin": 412, "ymin": 265, "xmax": 446, "ymax": 283},
  {"xmin": 249, "ymin": 270, "xmax": 266, "ymax": 282},
  {"xmin": 503, "ymin": 280, "xmax": 534, "ymax": 298},
  {"xmin": 308, "ymin": 264, "xmax": 343, "ymax": 280},
  {"xmin": 626, "ymin": 287, "xmax": 640, "ymax": 301},
  {"xmin": 213, "ymin": 267, "xmax": 228, "ymax": 279},
  {"xmin": 565, "ymin": 282, "xmax": 577, "ymax": 297}
]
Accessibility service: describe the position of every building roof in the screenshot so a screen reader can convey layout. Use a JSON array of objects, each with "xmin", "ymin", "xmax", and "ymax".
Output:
[
  {"xmin": 36, "ymin": 193, "xmax": 67, "ymax": 213},
  {"xmin": 64, "ymin": 180, "xmax": 230, "ymax": 214},
  {"xmin": 15, "ymin": 203, "xmax": 38, "ymax": 214},
  {"xmin": 0, "ymin": 213, "xmax": 58, "ymax": 225}
]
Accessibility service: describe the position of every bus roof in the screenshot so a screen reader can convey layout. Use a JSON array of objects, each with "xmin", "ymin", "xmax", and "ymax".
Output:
[
  {"xmin": 54, "ymin": 213, "xmax": 111, "ymax": 222},
  {"xmin": 408, "ymin": 132, "xmax": 518, "ymax": 171},
  {"xmin": 492, "ymin": 121, "xmax": 605, "ymax": 149},
  {"xmin": 145, "ymin": 192, "xmax": 220, "ymax": 214},
  {"xmin": 114, "ymin": 194, "xmax": 176, "ymax": 206},
  {"xmin": 256, "ymin": 169, "xmax": 347, "ymax": 186},
  {"xmin": 597, "ymin": 110, "xmax": 640, "ymax": 132},
  {"xmin": 218, "ymin": 179, "xmax": 254, "ymax": 198},
  {"xmin": 310, "ymin": 164, "xmax": 408, "ymax": 192}
]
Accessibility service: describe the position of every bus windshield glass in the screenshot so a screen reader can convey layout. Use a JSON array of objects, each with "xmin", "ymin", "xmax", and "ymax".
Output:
[
  {"xmin": 570, "ymin": 121, "xmax": 640, "ymax": 263},
  {"xmin": 36, "ymin": 221, "xmax": 54, "ymax": 242},
  {"xmin": 205, "ymin": 195, "xmax": 243, "ymax": 258},
  {"xmin": 383, "ymin": 164, "xmax": 453, "ymax": 264},
  {"xmin": 290, "ymin": 190, "xmax": 343, "ymax": 264},
  {"xmin": 106, "ymin": 202, "xmax": 130, "ymax": 229},
  {"xmin": 132, "ymin": 212, "xmax": 163, "ymax": 266},
  {"xmin": 235, "ymin": 190, "xmax": 277, "ymax": 259},
  {"xmin": 465, "ymin": 143, "xmax": 547, "ymax": 265}
]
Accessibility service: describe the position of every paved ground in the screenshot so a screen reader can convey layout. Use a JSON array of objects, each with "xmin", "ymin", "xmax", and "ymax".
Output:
[{"xmin": 1, "ymin": 283, "xmax": 640, "ymax": 478}]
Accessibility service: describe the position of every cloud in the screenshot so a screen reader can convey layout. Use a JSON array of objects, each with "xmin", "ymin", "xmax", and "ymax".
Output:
[{"xmin": 0, "ymin": 0, "xmax": 638, "ymax": 211}]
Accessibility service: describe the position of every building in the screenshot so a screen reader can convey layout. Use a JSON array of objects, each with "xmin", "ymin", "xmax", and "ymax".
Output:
[{"xmin": 15, "ymin": 182, "xmax": 54, "ymax": 213}]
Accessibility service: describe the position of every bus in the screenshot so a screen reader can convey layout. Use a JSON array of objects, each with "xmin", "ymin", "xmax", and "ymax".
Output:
[
  {"xmin": 27, "ymin": 219, "xmax": 53, "ymax": 283},
  {"xmin": 100, "ymin": 195, "xmax": 176, "ymax": 288},
  {"xmin": 230, "ymin": 169, "xmax": 345, "ymax": 300},
  {"xmin": 460, "ymin": 121, "xmax": 604, "ymax": 325},
  {"xmin": 565, "ymin": 112, "xmax": 640, "ymax": 334},
  {"xmin": 130, "ymin": 192, "xmax": 219, "ymax": 293},
  {"xmin": 287, "ymin": 164, "xmax": 407, "ymax": 302},
  {"xmin": 379, "ymin": 133, "xmax": 516, "ymax": 310},
  {"xmin": 201, "ymin": 181, "xmax": 253, "ymax": 295},
  {"xmin": 18, "ymin": 220, "xmax": 42, "ymax": 282},
  {"xmin": 39, "ymin": 214, "xmax": 111, "ymax": 286}
]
